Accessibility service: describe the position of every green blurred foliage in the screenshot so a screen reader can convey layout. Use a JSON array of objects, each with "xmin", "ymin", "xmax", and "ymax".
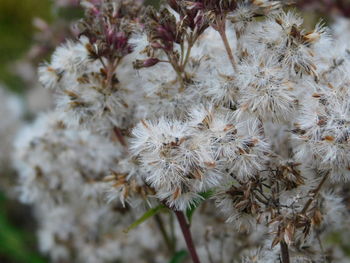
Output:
[
  {"xmin": 168, "ymin": 250, "xmax": 188, "ymax": 263},
  {"xmin": 0, "ymin": 193, "xmax": 47, "ymax": 263},
  {"xmin": 0, "ymin": 1, "xmax": 51, "ymax": 262},
  {"xmin": 0, "ymin": 0, "xmax": 52, "ymax": 93},
  {"xmin": 146, "ymin": 0, "xmax": 160, "ymax": 8}
]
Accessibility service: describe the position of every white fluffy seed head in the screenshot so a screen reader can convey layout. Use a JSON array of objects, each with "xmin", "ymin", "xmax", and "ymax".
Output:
[{"xmin": 236, "ymin": 54, "xmax": 297, "ymax": 122}]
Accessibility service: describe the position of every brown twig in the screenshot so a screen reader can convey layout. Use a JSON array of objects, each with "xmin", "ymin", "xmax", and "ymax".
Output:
[{"xmin": 301, "ymin": 171, "xmax": 330, "ymax": 214}]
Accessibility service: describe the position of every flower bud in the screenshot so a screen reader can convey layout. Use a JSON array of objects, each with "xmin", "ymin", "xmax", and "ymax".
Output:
[{"xmin": 133, "ymin": 58, "xmax": 160, "ymax": 69}]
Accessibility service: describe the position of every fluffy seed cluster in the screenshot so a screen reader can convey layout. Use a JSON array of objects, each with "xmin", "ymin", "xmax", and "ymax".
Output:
[
  {"xmin": 131, "ymin": 107, "xmax": 268, "ymax": 209},
  {"xmin": 9, "ymin": 0, "xmax": 350, "ymax": 262}
]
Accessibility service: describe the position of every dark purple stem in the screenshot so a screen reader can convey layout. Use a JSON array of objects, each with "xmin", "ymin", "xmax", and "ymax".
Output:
[
  {"xmin": 280, "ymin": 241, "xmax": 290, "ymax": 263},
  {"xmin": 174, "ymin": 211, "xmax": 201, "ymax": 263}
]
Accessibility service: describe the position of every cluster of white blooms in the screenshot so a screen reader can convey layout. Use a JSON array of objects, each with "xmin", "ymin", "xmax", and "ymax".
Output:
[
  {"xmin": 10, "ymin": 0, "xmax": 350, "ymax": 262},
  {"xmin": 131, "ymin": 107, "xmax": 268, "ymax": 210},
  {"xmin": 14, "ymin": 112, "xmax": 121, "ymax": 204},
  {"xmin": 293, "ymin": 18, "xmax": 350, "ymax": 182},
  {"xmin": 38, "ymin": 37, "xmax": 136, "ymax": 135},
  {"xmin": 13, "ymin": 111, "xmax": 168, "ymax": 262},
  {"xmin": 35, "ymin": 200, "xmax": 166, "ymax": 263}
]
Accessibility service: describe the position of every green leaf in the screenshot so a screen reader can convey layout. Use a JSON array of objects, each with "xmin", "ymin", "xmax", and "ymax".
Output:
[
  {"xmin": 168, "ymin": 250, "xmax": 188, "ymax": 263},
  {"xmin": 0, "ymin": 192, "xmax": 47, "ymax": 263},
  {"xmin": 186, "ymin": 189, "xmax": 215, "ymax": 224},
  {"xmin": 123, "ymin": 204, "xmax": 166, "ymax": 233}
]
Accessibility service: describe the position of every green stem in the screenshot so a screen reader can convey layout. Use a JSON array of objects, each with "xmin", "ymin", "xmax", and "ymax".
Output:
[
  {"xmin": 154, "ymin": 213, "xmax": 174, "ymax": 254},
  {"xmin": 181, "ymin": 36, "xmax": 194, "ymax": 71},
  {"xmin": 170, "ymin": 212, "xmax": 177, "ymax": 251}
]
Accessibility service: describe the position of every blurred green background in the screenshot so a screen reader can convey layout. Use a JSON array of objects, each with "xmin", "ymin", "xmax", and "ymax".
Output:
[
  {"xmin": 0, "ymin": 1, "xmax": 52, "ymax": 261},
  {"xmin": 0, "ymin": 0, "xmax": 51, "ymax": 93}
]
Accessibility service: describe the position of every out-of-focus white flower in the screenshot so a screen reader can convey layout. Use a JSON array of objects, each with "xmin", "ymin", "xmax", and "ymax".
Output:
[
  {"xmin": 14, "ymin": 112, "xmax": 120, "ymax": 204},
  {"xmin": 0, "ymin": 86, "xmax": 23, "ymax": 170}
]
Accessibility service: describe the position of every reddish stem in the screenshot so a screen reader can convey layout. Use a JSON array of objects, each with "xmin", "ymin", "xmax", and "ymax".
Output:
[
  {"xmin": 174, "ymin": 211, "xmax": 201, "ymax": 263},
  {"xmin": 216, "ymin": 17, "xmax": 237, "ymax": 72},
  {"xmin": 280, "ymin": 241, "xmax": 290, "ymax": 263}
]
